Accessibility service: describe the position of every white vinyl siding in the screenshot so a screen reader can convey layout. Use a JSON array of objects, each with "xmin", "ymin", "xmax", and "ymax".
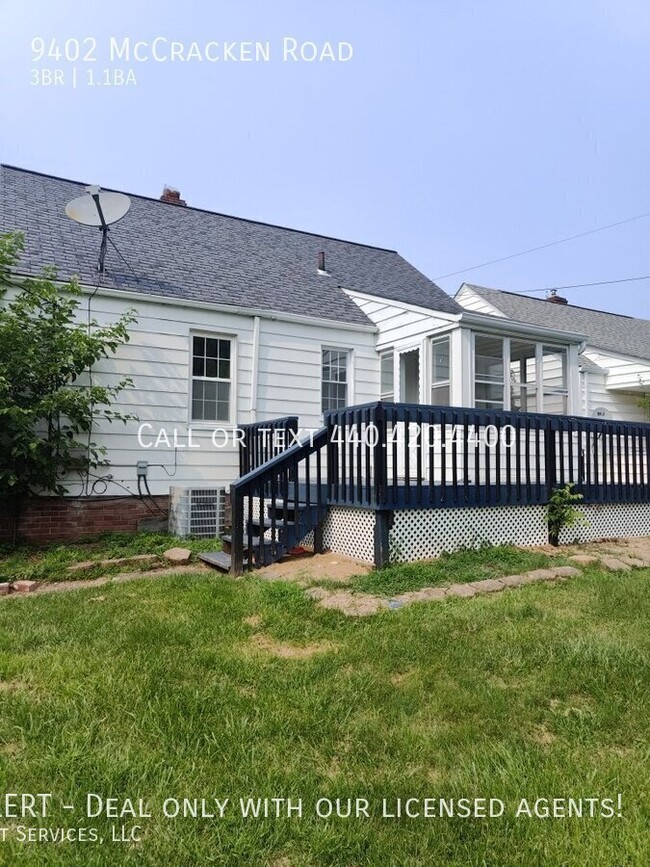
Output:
[
  {"xmin": 49, "ymin": 289, "xmax": 378, "ymax": 497},
  {"xmin": 380, "ymin": 350, "xmax": 395, "ymax": 401}
]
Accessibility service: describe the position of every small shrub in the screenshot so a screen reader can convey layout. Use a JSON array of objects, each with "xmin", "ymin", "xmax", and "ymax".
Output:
[{"xmin": 547, "ymin": 483, "xmax": 588, "ymax": 546}]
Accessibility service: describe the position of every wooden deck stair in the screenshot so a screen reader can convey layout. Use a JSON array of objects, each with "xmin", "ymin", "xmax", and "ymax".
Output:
[{"xmin": 200, "ymin": 423, "xmax": 329, "ymax": 575}]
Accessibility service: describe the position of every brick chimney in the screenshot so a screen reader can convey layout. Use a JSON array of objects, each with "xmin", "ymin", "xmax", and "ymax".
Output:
[
  {"xmin": 160, "ymin": 186, "xmax": 187, "ymax": 207},
  {"xmin": 546, "ymin": 289, "xmax": 568, "ymax": 305}
]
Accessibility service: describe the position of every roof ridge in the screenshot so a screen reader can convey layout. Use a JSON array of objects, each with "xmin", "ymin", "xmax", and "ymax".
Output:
[
  {"xmin": 0, "ymin": 163, "xmax": 398, "ymax": 254},
  {"xmin": 467, "ymin": 284, "xmax": 642, "ymax": 322}
]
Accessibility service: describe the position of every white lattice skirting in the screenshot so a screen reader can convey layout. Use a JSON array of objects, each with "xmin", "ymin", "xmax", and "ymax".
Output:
[
  {"xmin": 388, "ymin": 505, "xmax": 548, "ymax": 563},
  {"xmin": 301, "ymin": 507, "xmax": 375, "ymax": 563},
  {"xmin": 298, "ymin": 501, "xmax": 650, "ymax": 565},
  {"xmin": 558, "ymin": 502, "xmax": 650, "ymax": 544}
]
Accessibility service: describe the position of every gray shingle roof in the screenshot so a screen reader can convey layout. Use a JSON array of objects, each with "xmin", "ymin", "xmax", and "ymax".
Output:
[
  {"xmin": 0, "ymin": 165, "xmax": 461, "ymax": 325},
  {"xmin": 463, "ymin": 284, "xmax": 650, "ymax": 362}
]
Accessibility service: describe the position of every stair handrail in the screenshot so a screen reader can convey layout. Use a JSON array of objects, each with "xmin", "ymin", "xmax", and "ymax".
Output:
[{"xmin": 230, "ymin": 426, "xmax": 328, "ymax": 574}]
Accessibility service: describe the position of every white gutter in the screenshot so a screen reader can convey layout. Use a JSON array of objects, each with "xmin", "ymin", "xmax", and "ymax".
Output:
[
  {"xmin": 250, "ymin": 315, "xmax": 261, "ymax": 422},
  {"xmin": 459, "ymin": 311, "xmax": 588, "ymax": 346}
]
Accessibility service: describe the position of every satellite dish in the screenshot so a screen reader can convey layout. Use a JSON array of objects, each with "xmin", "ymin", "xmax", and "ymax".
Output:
[
  {"xmin": 65, "ymin": 185, "xmax": 131, "ymax": 227},
  {"xmin": 65, "ymin": 185, "xmax": 131, "ymax": 275}
]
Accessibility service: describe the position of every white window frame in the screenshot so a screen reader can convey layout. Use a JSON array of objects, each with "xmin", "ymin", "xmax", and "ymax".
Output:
[
  {"xmin": 380, "ymin": 348, "xmax": 395, "ymax": 402},
  {"xmin": 471, "ymin": 332, "xmax": 571, "ymax": 413},
  {"xmin": 321, "ymin": 346, "xmax": 352, "ymax": 413},
  {"xmin": 189, "ymin": 331, "xmax": 236, "ymax": 426},
  {"xmin": 430, "ymin": 335, "xmax": 451, "ymax": 406}
]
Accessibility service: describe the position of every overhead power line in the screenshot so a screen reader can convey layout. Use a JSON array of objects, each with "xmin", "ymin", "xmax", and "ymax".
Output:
[
  {"xmin": 514, "ymin": 273, "xmax": 650, "ymax": 295},
  {"xmin": 434, "ymin": 210, "xmax": 650, "ymax": 280}
]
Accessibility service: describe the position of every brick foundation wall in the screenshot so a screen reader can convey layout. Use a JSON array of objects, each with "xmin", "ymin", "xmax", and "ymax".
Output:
[{"xmin": 0, "ymin": 495, "xmax": 169, "ymax": 544}]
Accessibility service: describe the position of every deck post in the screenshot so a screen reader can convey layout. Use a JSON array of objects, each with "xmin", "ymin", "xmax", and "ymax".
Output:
[
  {"xmin": 374, "ymin": 509, "xmax": 393, "ymax": 568},
  {"xmin": 230, "ymin": 487, "xmax": 244, "ymax": 575},
  {"xmin": 313, "ymin": 521, "xmax": 324, "ymax": 555}
]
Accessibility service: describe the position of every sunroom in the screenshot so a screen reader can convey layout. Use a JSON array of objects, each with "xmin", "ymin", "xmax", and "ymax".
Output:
[{"xmin": 378, "ymin": 312, "xmax": 586, "ymax": 415}]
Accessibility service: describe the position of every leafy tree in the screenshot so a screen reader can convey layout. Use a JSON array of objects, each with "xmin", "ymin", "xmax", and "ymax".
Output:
[{"xmin": 0, "ymin": 232, "xmax": 136, "ymax": 539}]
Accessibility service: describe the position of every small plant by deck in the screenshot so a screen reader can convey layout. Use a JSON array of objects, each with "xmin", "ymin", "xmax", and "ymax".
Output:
[{"xmin": 547, "ymin": 483, "xmax": 588, "ymax": 546}]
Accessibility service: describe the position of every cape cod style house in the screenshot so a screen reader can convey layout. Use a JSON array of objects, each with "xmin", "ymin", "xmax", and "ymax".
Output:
[{"xmin": 2, "ymin": 164, "xmax": 650, "ymax": 565}]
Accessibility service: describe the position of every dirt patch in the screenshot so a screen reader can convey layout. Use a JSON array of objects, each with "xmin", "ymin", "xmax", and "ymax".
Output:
[
  {"xmin": 390, "ymin": 670, "xmax": 416, "ymax": 687},
  {"xmin": 244, "ymin": 614, "xmax": 263, "ymax": 629},
  {"xmin": 256, "ymin": 553, "xmax": 371, "ymax": 586},
  {"xmin": 0, "ymin": 679, "xmax": 28, "ymax": 693},
  {"xmin": 248, "ymin": 633, "xmax": 337, "ymax": 659},
  {"xmin": 0, "ymin": 742, "xmax": 22, "ymax": 756},
  {"xmin": 319, "ymin": 591, "xmax": 388, "ymax": 617},
  {"xmin": 530, "ymin": 724, "xmax": 557, "ymax": 746}
]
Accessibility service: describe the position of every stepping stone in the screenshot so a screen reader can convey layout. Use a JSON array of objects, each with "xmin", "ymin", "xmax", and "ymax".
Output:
[
  {"xmin": 469, "ymin": 579, "xmax": 505, "ymax": 593},
  {"xmin": 522, "ymin": 569, "xmax": 558, "ymax": 582},
  {"xmin": 0, "ymin": 583, "xmax": 10, "ymax": 596},
  {"xmin": 616, "ymin": 556, "xmax": 646, "ymax": 568},
  {"xmin": 163, "ymin": 547, "xmax": 192, "ymax": 565},
  {"xmin": 11, "ymin": 580, "xmax": 39, "ymax": 593},
  {"xmin": 499, "ymin": 574, "xmax": 525, "ymax": 587},
  {"xmin": 446, "ymin": 583, "xmax": 477, "ymax": 598},
  {"xmin": 599, "ymin": 557, "xmax": 632, "ymax": 572},
  {"xmin": 418, "ymin": 587, "xmax": 448, "ymax": 601},
  {"xmin": 551, "ymin": 566, "xmax": 582, "ymax": 578},
  {"xmin": 568, "ymin": 555, "xmax": 599, "ymax": 566}
]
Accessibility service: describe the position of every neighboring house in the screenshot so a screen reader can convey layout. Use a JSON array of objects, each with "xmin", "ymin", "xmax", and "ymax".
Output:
[
  {"xmin": 455, "ymin": 284, "xmax": 650, "ymax": 423},
  {"xmin": 2, "ymin": 164, "xmax": 650, "ymax": 558}
]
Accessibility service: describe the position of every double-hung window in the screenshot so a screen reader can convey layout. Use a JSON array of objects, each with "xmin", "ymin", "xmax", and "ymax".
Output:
[
  {"xmin": 191, "ymin": 335, "xmax": 232, "ymax": 422},
  {"xmin": 322, "ymin": 348, "xmax": 350, "ymax": 412}
]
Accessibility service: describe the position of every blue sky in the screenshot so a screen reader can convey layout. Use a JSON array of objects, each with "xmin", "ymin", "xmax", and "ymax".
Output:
[{"xmin": 2, "ymin": 1, "xmax": 649, "ymax": 316}]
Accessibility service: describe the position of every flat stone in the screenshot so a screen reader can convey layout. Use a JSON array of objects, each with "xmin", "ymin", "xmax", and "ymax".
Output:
[
  {"xmin": 599, "ymin": 557, "xmax": 632, "ymax": 572},
  {"xmin": 446, "ymin": 583, "xmax": 477, "ymax": 598},
  {"xmin": 163, "ymin": 547, "xmax": 192, "ymax": 565},
  {"xmin": 568, "ymin": 555, "xmax": 599, "ymax": 566},
  {"xmin": 0, "ymin": 583, "xmax": 10, "ymax": 596},
  {"xmin": 12, "ymin": 580, "xmax": 39, "ymax": 593},
  {"xmin": 469, "ymin": 578, "xmax": 505, "ymax": 593},
  {"xmin": 616, "ymin": 556, "xmax": 646, "ymax": 568},
  {"xmin": 418, "ymin": 587, "xmax": 448, "ymax": 601},
  {"xmin": 551, "ymin": 566, "xmax": 582, "ymax": 578},
  {"xmin": 499, "ymin": 574, "xmax": 525, "ymax": 587},
  {"xmin": 523, "ymin": 569, "xmax": 558, "ymax": 582}
]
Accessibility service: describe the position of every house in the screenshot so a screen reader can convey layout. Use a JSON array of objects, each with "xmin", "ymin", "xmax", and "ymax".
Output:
[
  {"xmin": 455, "ymin": 284, "xmax": 650, "ymax": 422},
  {"xmin": 2, "ymin": 164, "xmax": 650, "ymax": 564}
]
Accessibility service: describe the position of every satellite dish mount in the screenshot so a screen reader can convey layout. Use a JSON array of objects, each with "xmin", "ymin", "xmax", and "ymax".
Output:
[{"xmin": 65, "ymin": 185, "xmax": 131, "ymax": 276}]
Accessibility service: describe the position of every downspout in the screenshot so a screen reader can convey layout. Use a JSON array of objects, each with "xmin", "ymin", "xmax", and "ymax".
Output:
[{"xmin": 249, "ymin": 315, "xmax": 261, "ymax": 422}]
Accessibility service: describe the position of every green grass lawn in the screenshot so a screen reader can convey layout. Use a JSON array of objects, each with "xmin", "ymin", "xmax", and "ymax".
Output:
[
  {"xmin": 0, "ymin": 557, "xmax": 648, "ymax": 865},
  {"xmin": 348, "ymin": 544, "xmax": 569, "ymax": 596},
  {"xmin": 0, "ymin": 533, "xmax": 220, "ymax": 583}
]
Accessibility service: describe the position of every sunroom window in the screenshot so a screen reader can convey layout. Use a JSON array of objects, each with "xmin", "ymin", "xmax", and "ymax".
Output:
[
  {"xmin": 541, "ymin": 346, "xmax": 568, "ymax": 414},
  {"xmin": 380, "ymin": 350, "xmax": 394, "ymax": 401},
  {"xmin": 431, "ymin": 336, "xmax": 451, "ymax": 405},
  {"xmin": 474, "ymin": 335, "xmax": 504, "ymax": 409},
  {"xmin": 510, "ymin": 340, "xmax": 537, "ymax": 412}
]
